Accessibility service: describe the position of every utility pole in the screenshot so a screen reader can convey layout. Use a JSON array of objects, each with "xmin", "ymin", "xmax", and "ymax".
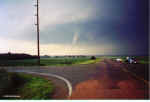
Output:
[{"xmin": 34, "ymin": 0, "xmax": 40, "ymax": 65}]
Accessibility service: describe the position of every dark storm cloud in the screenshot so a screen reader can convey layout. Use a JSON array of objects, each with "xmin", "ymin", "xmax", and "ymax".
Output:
[{"xmin": 0, "ymin": 0, "xmax": 148, "ymax": 55}]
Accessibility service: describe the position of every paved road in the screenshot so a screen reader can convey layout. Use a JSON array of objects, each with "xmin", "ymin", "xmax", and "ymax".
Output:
[
  {"xmin": 70, "ymin": 59, "xmax": 149, "ymax": 99},
  {"xmin": 3, "ymin": 64, "xmax": 100, "ymax": 88},
  {"xmin": 2, "ymin": 59, "xmax": 149, "ymax": 99}
]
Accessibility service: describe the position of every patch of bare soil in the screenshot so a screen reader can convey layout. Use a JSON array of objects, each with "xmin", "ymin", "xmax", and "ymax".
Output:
[{"xmin": 68, "ymin": 79, "xmax": 149, "ymax": 99}]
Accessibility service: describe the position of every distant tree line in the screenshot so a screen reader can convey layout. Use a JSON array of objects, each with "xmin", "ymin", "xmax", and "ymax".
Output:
[{"xmin": 0, "ymin": 52, "xmax": 38, "ymax": 60}]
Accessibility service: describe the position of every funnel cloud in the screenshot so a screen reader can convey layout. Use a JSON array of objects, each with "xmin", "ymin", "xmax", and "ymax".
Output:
[{"xmin": 0, "ymin": 0, "xmax": 148, "ymax": 55}]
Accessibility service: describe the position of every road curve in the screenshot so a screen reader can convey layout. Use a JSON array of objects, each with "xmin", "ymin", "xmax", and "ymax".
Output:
[
  {"xmin": 9, "ymin": 71, "xmax": 72, "ymax": 97},
  {"xmin": 2, "ymin": 59, "xmax": 149, "ymax": 99}
]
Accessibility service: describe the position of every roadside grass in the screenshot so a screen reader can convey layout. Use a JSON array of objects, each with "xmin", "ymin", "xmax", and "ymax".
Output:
[
  {"xmin": 139, "ymin": 60, "xmax": 149, "ymax": 64},
  {"xmin": 0, "ymin": 57, "xmax": 101, "ymax": 66},
  {"xmin": 19, "ymin": 74, "xmax": 54, "ymax": 99},
  {"xmin": 40, "ymin": 57, "xmax": 101, "ymax": 66},
  {"xmin": 76, "ymin": 58, "xmax": 101, "ymax": 65},
  {"xmin": 0, "ymin": 69, "xmax": 54, "ymax": 100},
  {"xmin": 136, "ymin": 56, "xmax": 149, "ymax": 64}
]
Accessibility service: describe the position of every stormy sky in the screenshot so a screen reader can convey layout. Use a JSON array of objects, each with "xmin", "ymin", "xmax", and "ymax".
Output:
[{"xmin": 0, "ymin": 0, "xmax": 148, "ymax": 55}]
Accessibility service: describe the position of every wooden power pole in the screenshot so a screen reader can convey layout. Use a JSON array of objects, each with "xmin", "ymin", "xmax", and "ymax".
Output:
[{"xmin": 34, "ymin": 0, "xmax": 40, "ymax": 65}]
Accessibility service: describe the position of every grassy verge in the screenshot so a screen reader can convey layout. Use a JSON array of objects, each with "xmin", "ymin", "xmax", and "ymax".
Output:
[
  {"xmin": 75, "ymin": 58, "xmax": 101, "ymax": 65},
  {"xmin": 0, "ymin": 69, "xmax": 54, "ymax": 100},
  {"xmin": 139, "ymin": 60, "xmax": 149, "ymax": 64},
  {"xmin": 19, "ymin": 74, "xmax": 54, "ymax": 99},
  {"xmin": 20, "ymin": 74, "xmax": 54, "ymax": 99}
]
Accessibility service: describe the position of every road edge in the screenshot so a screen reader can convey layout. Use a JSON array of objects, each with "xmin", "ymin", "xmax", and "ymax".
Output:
[{"xmin": 8, "ymin": 71, "xmax": 72, "ymax": 97}]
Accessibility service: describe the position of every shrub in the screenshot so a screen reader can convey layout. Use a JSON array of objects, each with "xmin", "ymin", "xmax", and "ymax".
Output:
[{"xmin": 90, "ymin": 56, "xmax": 96, "ymax": 60}]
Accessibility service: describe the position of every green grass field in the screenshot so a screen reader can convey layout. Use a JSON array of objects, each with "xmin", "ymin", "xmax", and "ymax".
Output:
[
  {"xmin": 0, "ymin": 57, "xmax": 101, "ymax": 66},
  {"xmin": 0, "ymin": 56, "xmax": 148, "ymax": 66}
]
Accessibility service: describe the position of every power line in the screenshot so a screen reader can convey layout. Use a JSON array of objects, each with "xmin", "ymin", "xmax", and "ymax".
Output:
[{"xmin": 34, "ymin": 0, "xmax": 40, "ymax": 65}]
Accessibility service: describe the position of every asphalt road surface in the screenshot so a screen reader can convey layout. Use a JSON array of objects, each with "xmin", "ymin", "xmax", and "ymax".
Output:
[{"xmin": 3, "ymin": 59, "xmax": 149, "ymax": 99}]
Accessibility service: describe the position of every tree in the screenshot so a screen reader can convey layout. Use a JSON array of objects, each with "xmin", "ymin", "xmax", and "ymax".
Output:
[{"xmin": 91, "ymin": 56, "xmax": 96, "ymax": 60}]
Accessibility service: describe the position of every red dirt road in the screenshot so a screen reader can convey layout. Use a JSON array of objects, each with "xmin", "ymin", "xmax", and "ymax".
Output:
[
  {"xmin": 69, "ymin": 59, "xmax": 149, "ymax": 99},
  {"xmin": 4, "ymin": 58, "xmax": 149, "ymax": 99}
]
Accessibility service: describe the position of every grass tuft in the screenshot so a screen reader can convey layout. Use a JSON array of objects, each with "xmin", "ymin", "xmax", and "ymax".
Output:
[{"xmin": 0, "ymin": 69, "xmax": 54, "ymax": 100}]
